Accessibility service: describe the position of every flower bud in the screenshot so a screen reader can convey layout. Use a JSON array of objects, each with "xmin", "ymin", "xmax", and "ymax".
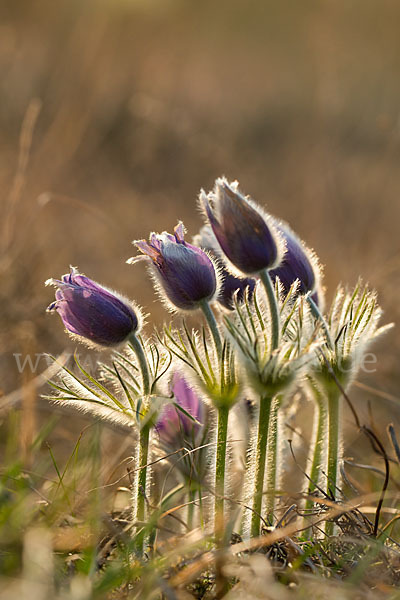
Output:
[
  {"xmin": 269, "ymin": 221, "xmax": 321, "ymax": 297},
  {"xmin": 218, "ymin": 269, "xmax": 256, "ymax": 311},
  {"xmin": 200, "ymin": 177, "xmax": 284, "ymax": 275},
  {"xmin": 156, "ymin": 373, "xmax": 208, "ymax": 486},
  {"xmin": 157, "ymin": 373, "xmax": 203, "ymax": 445},
  {"xmin": 129, "ymin": 222, "xmax": 218, "ymax": 311},
  {"xmin": 46, "ymin": 267, "xmax": 139, "ymax": 347}
]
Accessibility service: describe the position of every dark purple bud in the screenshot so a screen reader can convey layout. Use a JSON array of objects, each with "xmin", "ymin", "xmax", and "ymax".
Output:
[
  {"xmin": 193, "ymin": 225, "xmax": 255, "ymax": 311},
  {"xmin": 157, "ymin": 373, "xmax": 203, "ymax": 444},
  {"xmin": 218, "ymin": 267, "xmax": 256, "ymax": 311},
  {"xmin": 129, "ymin": 222, "xmax": 218, "ymax": 311},
  {"xmin": 200, "ymin": 178, "xmax": 283, "ymax": 275},
  {"xmin": 269, "ymin": 222, "xmax": 320, "ymax": 297},
  {"xmin": 46, "ymin": 267, "xmax": 139, "ymax": 346}
]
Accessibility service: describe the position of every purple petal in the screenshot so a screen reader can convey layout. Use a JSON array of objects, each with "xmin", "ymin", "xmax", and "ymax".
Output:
[
  {"xmin": 157, "ymin": 374, "xmax": 203, "ymax": 441},
  {"xmin": 193, "ymin": 225, "xmax": 256, "ymax": 310},
  {"xmin": 217, "ymin": 267, "xmax": 255, "ymax": 310},
  {"xmin": 134, "ymin": 239, "xmax": 160, "ymax": 261},
  {"xmin": 269, "ymin": 225, "xmax": 316, "ymax": 295},
  {"xmin": 156, "ymin": 238, "xmax": 217, "ymax": 309},
  {"xmin": 202, "ymin": 179, "xmax": 279, "ymax": 275},
  {"xmin": 57, "ymin": 287, "xmax": 137, "ymax": 345},
  {"xmin": 172, "ymin": 373, "xmax": 203, "ymax": 423},
  {"xmin": 46, "ymin": 269, "xmax": 138, "ymax": 346},
  {"xmin": 174, "ymin": 222, "xmax": 185, "ymax": 243}
]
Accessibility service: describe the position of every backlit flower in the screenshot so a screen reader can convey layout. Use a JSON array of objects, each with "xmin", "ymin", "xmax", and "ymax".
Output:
[
  {"xmin": 129, "ymin": 222, "xmax": 218, "ymax": 311},
  {"xmin": 46, "ymin": 267, "xmax": 139, "ymax": 347},
  {"xmin": 157, "ymin": 373, "xmax": 203, "ymax": 444},
  {"xmin": 200, "ymin": 177, "xmax": 284, "ymax": 275},
  {"xmin": 269, "ymin": 221, "xmax": 321, "ymax": 298},
  {"xmin": 156, "ymin": 373, "xmax": 208, "ymax": 486}
]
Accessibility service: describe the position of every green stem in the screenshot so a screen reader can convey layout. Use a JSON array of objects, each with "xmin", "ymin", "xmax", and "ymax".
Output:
[
  {"xmin": 326, "ymin": 391, "xmax": 341, "ymax": 536},
  {"xmin": 307, "ymin": 295, "xmax": 334, "ymax": 350},
  {"xmin": 251, "ymin": 396, "xmax": 272, "ymax": 538},
  {"xmin": 304, "ymin": 383, "xmax": 329, "ymax": 516},
  {"xmin": 259, "ymin": 270, "xmax": 280, "ymax": 350},
  {"xmin": 200, "ymin": 302, "xmax": 228, "ymax": 538},
  {"xmin": 200, "ymin": 300, "xmax": 222, "ymax": 357},
  {"xmin": 215, "ymin": 405, "xmax": 229, "ymax": 539},
  {"xmin": 240, "ymin": 405, "xmax": 257, "ymax": 536},
  {"xmin": 127, "ymin": 334, "xmax": 151, "ymax": 553},
  {"xmin": 128, "ymin": 333, "xmax": 151, "ymax": 395},
  {"xmin": 264, "ymin": 396, "xmax": 282, "ymax": 525},
  {"xmin": 134, "ymin": 424, "xmax": 150, "ymax": 553},
  {"xmin": 304, "ymin": 380, "xmax": 329, "ymax": 539}
]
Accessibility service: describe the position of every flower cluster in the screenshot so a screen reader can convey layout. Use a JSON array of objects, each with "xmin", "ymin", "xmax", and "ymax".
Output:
[{"xmin": 45, "ymin": 175, "xmax": 390, "ymax": 548}]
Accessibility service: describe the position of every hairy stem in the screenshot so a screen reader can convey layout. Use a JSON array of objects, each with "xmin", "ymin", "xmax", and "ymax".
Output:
[
  {"xmin": 128, "ymin": 334, "xmax": 151, "ymax": 553},
  {"xmin": 259, "ymin": 270, "xmax": 280, "ymax": 350},
  {"xmin": 200, "ymin": 300, "xmax": 222, "ymax": 357},
  {"xmin": 215, "ymin": 405, "xmax": 229, "ymax": 539},
  {"xmin": 264, "ymin": 396, "xmax": 282, "ymax": 524},
  {"xmin": 326, "ymin": 390, "xmax": 342, "ymax": 536},
  {"xmin": 200, "ymin": 302, "xmax": 229, "ymax": 539},
  {"xmin": 251, "ymin": 396, "xmax": 272, "ymax": 538},
  {"xmin": 306, "ymin": 382, "xmax": 329, "ymax": 501},
  {"xmin": 128, "ymin": 333, "xmax": 151, "ymax": 395},
  {"xmin": 134, "ymin": 424, "xmax": 150, "ymax": 553}
]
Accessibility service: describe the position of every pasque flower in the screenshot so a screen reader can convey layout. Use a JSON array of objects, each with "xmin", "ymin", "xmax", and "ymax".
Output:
[
  {"xmin": 193, "ymin": 225, "xmax": 255, "ymax": 311},
  {"xmin": 157, "ymin": 373, "xmax": 203, "ymax": 445},
  {"xmin": 129, "ymin": 222, "xmax": 218, "ymax": 311},
  {"xmin": 269, "ymin": 221, "xmax": 321, "ymax": 298},
  {"xmin": 46, "ymin": 267, "xmax": 139, "ymax": 346},
  {"xmin": 200, "ymin": 177, "xmax": 284, "ymax": 275},
  {"xmin": 156, "ymin": 373, "xmax": 208, "ymax": 489}
]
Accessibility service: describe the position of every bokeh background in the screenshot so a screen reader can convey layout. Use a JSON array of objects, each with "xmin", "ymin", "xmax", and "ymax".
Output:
[{"xmin": 1, "ymin": 0, "xmax": 400, "ymax": 463}]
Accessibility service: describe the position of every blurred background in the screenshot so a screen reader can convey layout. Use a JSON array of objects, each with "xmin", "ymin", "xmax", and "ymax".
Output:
[{"xmin": 1, "ymin": 0, "xmax": 400, "ymax": 474}]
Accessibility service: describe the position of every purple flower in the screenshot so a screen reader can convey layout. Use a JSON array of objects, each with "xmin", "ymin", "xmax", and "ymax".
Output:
[
  {"xmin": 157, "ymin": 374, "xmax": 208, "ymax": 485},
  {"xmin": 269, "ymin": 222, "xmax": 319, "ymax": 297},
  {"xmin": 193, "ymin": 225, "xmax": 255, "ymax": 311},
  {"xmin": 200, "ymin": 178, "xmax": 283, "ymax": 275},
  {"xmin": 46, "ymin": 267, "xmax": 139, "ymax": 346},
  {"xmin": 129, "ymin": 222, "xmax": 218, "ymax": 311},
  {"xmin": 157, "ymin": 373, "xmax": 203, "ymax": 444}
]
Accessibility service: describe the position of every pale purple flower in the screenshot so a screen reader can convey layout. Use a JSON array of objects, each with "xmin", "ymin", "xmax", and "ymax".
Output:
[
  {"xmin": 129, "ymin": 222, "xmax": 218, "ymax": 311},
  {"xmin": 157, "ymin": 373, "xmax": 203, "ymax": 444},
  {"xmin": 46, "ymin": 267, "xmax": 138, "ymax": 346},
  {"xmin": 200, "ymin": 177, "xmax": 283, "ymax": 275},
  {"xmin": 156, "ymin": 374, "xmax": 208, "ymax": 485}
]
